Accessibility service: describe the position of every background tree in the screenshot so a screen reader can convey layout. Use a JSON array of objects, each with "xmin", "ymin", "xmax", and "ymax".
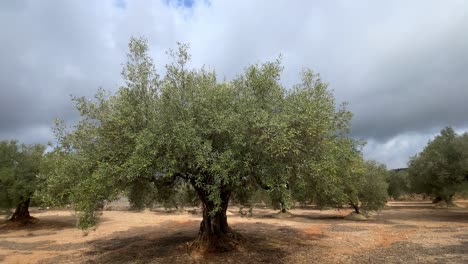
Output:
[
  {"xmin": 313, "ymin": 141, "xmax": 389, "ymax": 215},
  {"xmin": 0, "ymin": 140, "xmax": 45, "ymax": 222},
  {"xmin": 352, "ymin": 160, "xmax": 389, "ymax": 214},
  {"xmin": 387, "ymin": 168, "xmax": 410, "ymax": 200},
  {"xmin": 408, "ymin": 127, "xmax": 468, "ymax": 205},
  {"xmin": 127, "ymin": 180, "xmax": 199, "ymax": 211},
  {"xmin": 458, "ymin": 132, "xmax": 468, "ymax": 194},
  {"xmin": 42, "ymin": 37, "xmax": 356, "ymax": 252}
]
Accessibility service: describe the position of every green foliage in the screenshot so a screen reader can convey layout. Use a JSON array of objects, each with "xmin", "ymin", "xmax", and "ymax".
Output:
[
  {"xmin": 357, "ymin": 161, "xmax": 389, "ymax": 211},
  {"xmin": 329, "ymin": 153, "xmax": 389, "ymax": 213},
  {"xmin": 387, "ymin": 169, "xmax": 410, "ymax": 200},
  {"xmin": 408, "ymin": 127, "xmax": 468, "ymax": 203},
  {"xmin": 127, "ymin": 180, "xmax": 199, "ymax": 210},
  {"xmin": 0, "ymin": 140, "xmax": 45, "ymax": 214},
  {"xmin": 126, "ymin": 180, "xmax": 157, "ymax": 210},
  {"xmin": 42, "ymin": 36, "xmax": 360, "ymax": 230},
  {"xmin": 269, "ymin": 187, "xmax": 292, "ymax": 212},
  {"xmin": 256, "ymin": 69, "xmax": 358, "ymax": 212}
]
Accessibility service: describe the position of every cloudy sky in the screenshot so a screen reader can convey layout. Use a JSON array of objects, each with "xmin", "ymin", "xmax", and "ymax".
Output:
[{"xmin": 1, "ymin": 0, "xmax": 467, "ymax": 168}]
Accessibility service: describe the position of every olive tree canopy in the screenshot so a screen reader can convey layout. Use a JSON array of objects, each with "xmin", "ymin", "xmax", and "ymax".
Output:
[
  {"xmin": 43, "ymin": 37, "xmax": 357, "ymax": 251},
  {"xmin": 0, "ymin": 140, "xmax": 45, "ymax": 222},
  {"xmin": 408, "ymin": 127, "xmax": 468, "ymax": 204}
]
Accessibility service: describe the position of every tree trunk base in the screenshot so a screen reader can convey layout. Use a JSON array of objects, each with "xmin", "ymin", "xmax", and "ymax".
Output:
[
  {"xmin": 8, "ymin": 214, "xmax": 36, "ymax": 224},
  {"xmin": 8, "ymin": 198, "xmax": 35, "ymax": 224},
  {"xmin": 434, "ymin": 200, "xmax": 458, "ymax": 208},
  {"xmin": 344, "ymin": 212, "xmax": 367, "ymax": 221},
  {"xmin": 188, "ymin": 229, "xmax": 244, "ymax": 254},
  {"xmin": 190, "ymin": 186, "xmax": 241, "ymax": 253},
  {"xmin": 432, "ymin": 196, "xmax": 442, "ymax": 204},
  {"xmin": 274, "ymin": 211, "xmax": 292, "ymax": 218}
]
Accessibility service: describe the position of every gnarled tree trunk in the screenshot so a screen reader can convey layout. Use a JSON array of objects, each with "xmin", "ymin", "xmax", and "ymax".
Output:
[
  {"xmin": 432, "ymin": 196, "xmax": 442, "ymax": 204},
  {"xmin": 276, "ymin": 185, "xmax": 291, "ymax": 214},
  {"xmin": 350, "ymin": 202, "xmax": 361, "ymax": 214},
  {"xmin": 444, "ymin": 194, "xmax": 455, "ymax": 206},
  {"xmin": 433, "ymin": 195, "xmax": 455, "ymax": 206},
  {"xmin": 280, "ymin": 203, "xmax": 288, "ymax": 214},
  {"xmin": 192, "ymin": 187, "xmax": 242, "ymax": 252},
  {"xmin": 9, "ymin": 197, "xmax": 33, "ymax": 223}
]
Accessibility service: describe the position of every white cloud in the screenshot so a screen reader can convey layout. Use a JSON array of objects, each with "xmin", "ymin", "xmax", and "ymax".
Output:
[{"xmin": 364, "ymin": 125, "xmax": 468, "ymax": 169}]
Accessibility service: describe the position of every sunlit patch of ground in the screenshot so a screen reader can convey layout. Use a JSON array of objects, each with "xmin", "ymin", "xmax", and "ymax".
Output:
[{"xmin": 0, "ymin": 201, "xmax": 467, "ymax": 263}]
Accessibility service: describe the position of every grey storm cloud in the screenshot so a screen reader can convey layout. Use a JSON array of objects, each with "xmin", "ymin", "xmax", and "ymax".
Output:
[
  {"xmin": 350, "ymin": 20, "xmax": 468, "ymax": 141},
  {"xmin": 1, "ymin": 0, "xmax": 467, "ymax": 168}
]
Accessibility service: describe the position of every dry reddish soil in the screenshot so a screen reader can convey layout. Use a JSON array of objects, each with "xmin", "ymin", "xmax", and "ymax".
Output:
[{"xmin": 1, "ymin": 201, "xmax": 467, "ymax": 264}]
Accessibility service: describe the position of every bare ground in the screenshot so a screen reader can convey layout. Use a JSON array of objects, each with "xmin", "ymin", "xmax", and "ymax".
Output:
[{"xmin": 0, "ymin": 200, "xmax": 467, "ymax": 264}]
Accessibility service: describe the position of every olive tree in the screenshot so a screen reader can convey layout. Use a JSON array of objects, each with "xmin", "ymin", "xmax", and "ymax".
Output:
[
  {"xmin": 408, "ymin": 127, "xmax": 468, "ymax": 205},
  {"xmin": 0, "ymin": 140, "xmax": 45, "ymax": 222},
  {"xmin": 349, "ymin": 160, "xmax": 389, "ymax": 214},
  {"xmin": 387, "ymin": 168, "xmax": 410, "ymax": 200},
  {"xmin": 300, "ymin": 137, "xmax": 388, "ymax": 215},
  {"xmin": 43, "ymin": 37, "xmax": 356, "ymax": 252}
]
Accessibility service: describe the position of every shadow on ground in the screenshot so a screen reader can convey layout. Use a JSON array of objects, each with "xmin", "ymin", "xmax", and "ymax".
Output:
[
  {"xmin": 243, "ymin": 209, "xmax": 347, "ymax": 223},
  {"xmin": 0, "ymin": 217, "xmax": 75, "ymax": 235},
  {"xmin": 39, "ymin": 221, "xmax": 324, "ymax": 264},
  {"xmin": 0, "ymin": 239, "xmax": 87, "ymax": 252},
  {"xmin": 381, "ymin": 209, "xmax": 468, "ymax": 224},
  {"xmin": 349, "ymin": 239, "xmax": 468, "ymax": 263},
  {"xmin": 0, "ymin": 213, "xmax": 111, "ymax": 235}
]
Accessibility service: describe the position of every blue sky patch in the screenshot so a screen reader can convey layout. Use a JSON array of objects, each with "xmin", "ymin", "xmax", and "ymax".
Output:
[
  {"xmin": 165, "ymin": 0, "xmax": 195, "ymax": 8},
  {"xmin": 114, "ymin": 0, "xmax": 126, "ymax": 9}
]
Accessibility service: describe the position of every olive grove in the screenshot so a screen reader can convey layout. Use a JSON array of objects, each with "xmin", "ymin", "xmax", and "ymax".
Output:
[{"xmin": 41, "ymin": 37, "xmax": 387, "ymax": 251}]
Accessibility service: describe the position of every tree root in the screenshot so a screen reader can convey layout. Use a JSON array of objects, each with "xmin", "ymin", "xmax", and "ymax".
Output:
[
  {"xmin": 8, "ymin": 215, "xmax": 37, "ymax": 225},
  {"xmin": 188, "ymin": 230, "xmax": 244, "ymax": 254}
]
